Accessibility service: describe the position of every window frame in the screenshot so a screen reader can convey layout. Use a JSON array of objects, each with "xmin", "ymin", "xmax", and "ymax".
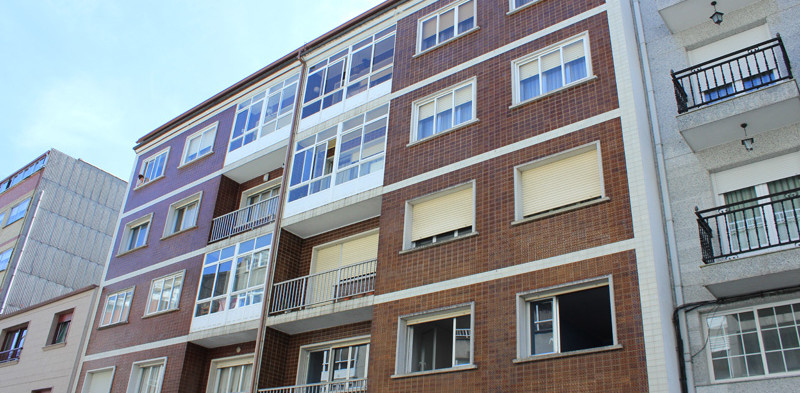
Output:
[
  {"xmin": 0, "ymin": 211, "xmax": 6, "ymax": 226},
  {"xmin": 410, "ymin": 79, "xmax": 477, "ymax": 144},
  {"xmin": 511, "ymin": 33, "xmax": 593, "ymax": 107},
  {"xmin": 181, "ymin": 123, "xmax": 218, "ymax": 166},
  {"xmin": 296, "ymin": 336, "xmax": 371, "ymax": 385},
  {"xmin": 416, "ymin": 0, "xmax": 477, "ymax": 54},
  {"xmin": 99, "ymin": 287, "xmax": 135, "ymax": 327},
  {"xmin": 403, "ymin": 181, "xmax": 476, "ymax": 250},
  {"xmin": 513, "ymin": 141, "xmax": 605, "ymax": 222},
  {"xmin": 229, "ymin": 74, "xmax": 301, "ymax": 153},
  {"xmin": 0, "ymin": 248, "xmax": 12, "ymax": 272},
  {"xmin": 144, "ymin": 271, "xmax": 185, "ymax": 317},
  {"xmin": 0, "ymin": 323, "xmax": 28, "ymax": 363},
  {"xmin": 508, "ymin": 0, "xmax": 541, "ymax": 14},
  {"xmin": 514, "ymin": 276, "xmax": 617, "ymax": 361},
  {"xmin": 48, "ymin": 309, "xmax": 74, "ymax": 346},
  {"xmin": 162, "ymin": 192, "xmax": 202, "ymax": 238},
  {"xmin": 119, "ymin": 214, "xmax": 153, "ymax": 255},
  {"xmin": 704, "ymin": 298, "xmax": 800, "ymax": 383},
  {"xmin": 126, "ymin": 357, "xmax": 167, "ymax": 393},
  {"xmin": 395, "ymin": 303, "xmax": 475, "ymax": 376},
  {"xmin": 136, "ymin": 148, "xmax": 170, "ymax": 189},
  {"xmin": 6, "ymin": 197, "xmax": 31, "ymax": 226},
  {"xmin": 81, "ymin": 366, "xmax": 116, "ymax": 393},
  {"xmin": 206, "ymin": 354, "xmax": 254, "ymax": 393}
]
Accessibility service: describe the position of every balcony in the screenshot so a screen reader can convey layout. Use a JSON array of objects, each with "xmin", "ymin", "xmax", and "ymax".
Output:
[
  {"xmin": 671, "ymin": 36, "xmax": 800, "ymax": 151},
  {"xmin": 696, "ymin": 187, "xmax": 800, "ymax": 264},
  {"xmin": 210, "ymin": 196, "xmax": 279, "ymax": 242},
  {"xmin": 0, "ymin": 347, "xmax": 21, "ymax": 363},
  {"xmin": 258, "ymin": 379, "xmax": 367, "ymax": 393}
]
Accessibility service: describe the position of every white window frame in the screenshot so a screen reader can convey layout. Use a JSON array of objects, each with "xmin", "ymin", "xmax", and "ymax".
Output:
[
  {"xmin": 513, "ymin": 141, "xmax": 605, "ymax": 221},
  {"xmin": 511, "ymin": 33, "xmax": 593, "ymax": 106},
  {"xmin": 206, "ymin": 354, "xmax": 254, "ymax": 393},
  {"xmin": 162, "ymin": 192, "xmax": 202, "ymax": 238},
  {"xmin": 119, "ymin": 214, "xmax": 153, "ymax": 254},
  {"xmin": 82, "ymin": 366, "xmax": 116, "ymax": 393},
  {"xmin": 508, "ymin": 0, "xmax": 541, "ymax": 13},
  {"xmin": 297, "ymin": 336, "xmax": 371, "ymax": 385},
  {"xmin": 410, "ymin": 78, "xmax": 477, "ymax": 144},
  {"xmin": 0, "ymin": 248, "xmax": 12, "ymax": 272},
  {"xmin": 403, "ymin": 181, "xmax": 476, "ymax": 250},
  {"xmin": 100, "ymin": 287, "xmax": 135, "ymax": 327},
  {"xmin": 48, "ymin": 308, "xmax": 73, "ymax": 345},
  {"xmin": 395, "ymin": 303, "xmax": 475, "ymax": 376},
  {"xmin": 136, "ymin": 148, "xmax": 169, "ymax": 188},
  {"xmin": 239, "ymin": 178, "xmax": 282, "ymax": 209},
  {"xmin": 705, "ymin": 298, "xmax": 800, "ymax": 383},
  {"xmin": 144, "ymin": 271, "xmax": 185, "ymax": 316},
  {"xmin": 0, "ymin": 211, "xmax": 6, "ymax": 226},
  {"xmin": 181, "ymin": 123, "xmax": 217, "ymax": 166},
  {"xmin": 515, "ymin": 276, "xmax": 617, "ymax": 361},
  {"xmin": 416, "ymin": 0, "xmax": 477, "ymax": 54},
  {"xmin": 6, "ymin": 197, "xmax": 31, "ymax": 226},
  {"xmin": 126, "ymin": 357, "xmax": 167, "ymax": 393},
  {"xmin": 229, "ymin": 74, "xmax": 301, "ymax": 152}
]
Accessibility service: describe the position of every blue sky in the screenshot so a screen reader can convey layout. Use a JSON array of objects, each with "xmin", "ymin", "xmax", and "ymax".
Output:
[{"xmin": 0, "ymin": 0, "xmax": 382, "ymax": 182}]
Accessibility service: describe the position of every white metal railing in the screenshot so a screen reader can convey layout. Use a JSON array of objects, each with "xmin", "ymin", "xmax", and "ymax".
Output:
[
  {"xmin": 210, "ymin": 196, "xmax": 279, "ymax": 242},
  {"xmin": 0, "ymin": 347, "xmax": 21, "ymax": 363},
  {"xmin": 270, "ymin": 259, "xmax": 376, "ymax": 314},
  {"xmin": 258, "ymin": 378, "xmax": 367, "ymax": 393}
]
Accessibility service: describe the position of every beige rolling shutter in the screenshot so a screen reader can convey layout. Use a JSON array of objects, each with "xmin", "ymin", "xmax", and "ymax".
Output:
[
  {"xmin": 563, "ymin": 40, "xmax": 585, "ymax": 63},
  {"xmin": 411, "ymin": 186, "xmax": 473, "ymax": 241},
  {"xmin": 313, "ymin": 244, "xmax": 341, "ymax": 273},
  {"xmin": 521, "ymin": 147, "xmax": 602, "ymax": 217},
  {"xmin": 340, "ymin": 233, "xmax": 379, "ymax": 265},
  {"xmin": 540, "ymin": 50, "xmax": 562, "ymax": 72},
  {"xmin": 407, "ymin": 307, "xmax": 470, "ymax": 325},
  {"xmin": 519, "ymin": 59, "xmax": 539, "ymax": 80},
  {"xmin": 86, "ymin": 369, "xmax": 114, "ymax": 393},
  {"xmin": 418, "ymin": 101, "xmax": 435, "ymax": 120},
  {"xmin": 453, "ymin": 85, "xmax": 472, "ymax": 106}
]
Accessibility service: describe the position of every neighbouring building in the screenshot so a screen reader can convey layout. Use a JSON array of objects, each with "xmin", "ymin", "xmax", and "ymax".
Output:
[
  {"xmin": 0, "ymin": 285, "xmax": 98, "ymax": 392},
  {"xmin": 639, "ymin": 0, "xmax": 800, "ymax": 391},
  {"xmin": 74, "ymin": 1, "xmax": 683, "ymax": 392},
  {"xmin": 0, "ymin": 150, "xmax": 126, "ymax": 314}
]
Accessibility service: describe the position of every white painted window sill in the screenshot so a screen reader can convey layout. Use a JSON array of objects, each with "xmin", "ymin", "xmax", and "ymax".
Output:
[
  {"xmin": 513, "ymin": 344, "xmax": 623, "ymax": 364},
  {"xmin": 391, "ymin": 364, "xmax": 477, "ymax": 379},
  {"xmin": 512, "ymin": 197, "xmax": 610, "ymax": 226},
  {"xmin": 509, "ymin": 75, "xmax": 598, "ymax": 110}
]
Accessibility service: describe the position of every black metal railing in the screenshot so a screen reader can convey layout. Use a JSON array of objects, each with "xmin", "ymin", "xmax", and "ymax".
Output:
[
  {"xmin": 0, "ymin": 347, "xmax": 22, "ymax": 363},
  {"xmin": 695, "ymin": 187, "xmax": 800, "ymax": 263},
  {"xmin": 672, "ymin": 35, "xmax": 793, "ymax": 113}
]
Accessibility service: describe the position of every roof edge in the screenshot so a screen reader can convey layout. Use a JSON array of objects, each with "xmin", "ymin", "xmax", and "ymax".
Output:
[{"xmin": 0, "ymin": 285, "xmax": 99, "ymax": 321}]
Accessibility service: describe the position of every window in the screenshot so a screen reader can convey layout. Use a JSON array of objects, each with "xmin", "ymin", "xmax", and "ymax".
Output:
[
  {"xmin": 207, "ymin": 355, "xmax": 253, "ymax": 393},
  {"xmin": 229, "ymin": 74, "xmax": 300, "ymax": 152},
  {"xmin": 516, "ymin": 279, "xmax": 615, "ymax": 359},
  {"xmin": 417, "ymin": 0, "xmax": 475, "ymax": 53},
  {"xmin": 396, "ymin": 304, "xmax": 473, "ymax": 374},
  {"xmin": 515, "ymin": 143, "xmax": 603, "ymax": 220},
  {"xmin": 300, "ymin": 339, "xmax": 369, "ymax": 388},
  {"xmin": 146, "ymin": 272, "xmax": 184, "ymax": 315},
  {"xmin": 719, "ymin": 175, "xmax": 800, "ymax": 254},
  {"xmin": 411, "ymin": 80, "xmax": 475, "ymax": 142},
  {"xmin": 50, "ymin": 310, "xmax": 73, "ymax": 345},
  {"xmin": 512, "ymin": 35, "xmax": 591, "ymax": 104},
  {"xmin": 137, "ymin": 148, "xmax": 169, "ymax": 187},
  {"xmin": 707, "ymin": 300, "xmax": 800, "ymax": 381},
  {"xmin": 120, "ymin": 215, "xmax": 152, "ymax": 254},
  {"xmin": 0, "ymin": 211, "xmax": 5, "ymax": 226},
  {"xmin": 164, "ymin": 193, "xmax": 201, "ymax": 237},
  {"xmin": 405, "ymin": 183, "xmax": 474, "ymax": 249},
  {"xmin": 82, "ymin": 367, "xmax": 115, "ymax": 393},
  {"xmin": 7, "ymin": 197, "xmax": 31, "ymax": 225},
  {"xmin": 309, "ymin": 232, "xmax": 378, "ymax": 302},
  {"xmin": 127, "ymin": 358, "xmax": 166, "ymax": 393},
  {"xmin": 0, "ymin": 154, "xmax": 47, "ymax": 195},
  {"xmin": 301, "ymin": 26, "xmax": 395, "ymax": 119},
  {"xmin": 0, "ymin": 248, "xmax": 11, "ymax": 272},
  {"xmin": 510, "ymin": 0, "xmax": 539, "ymax": 11},
  {"xmin": 289, "ymin": 104, "xmax": 388, "ymax": 202},
  {"xmin": 195, "ymin": 234, "xmax": 273, "ymax": 317},
  {"xmin": 0, "ymin": 324, "xmax": 27, "ymax": 363},
  {"xmin": 100, "ymin": 288, "xmax": 134, "ymax": 326},
  {"xmin": 182, "ymin": 123, "xmax": 217, "ymax": 165}
]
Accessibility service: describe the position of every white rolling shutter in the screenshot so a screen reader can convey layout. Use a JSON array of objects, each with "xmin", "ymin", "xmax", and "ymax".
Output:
[
  {"xmin": 521, "ymin": 147, "xmax": 602, "ymax": 217},
  {"xmin": 411, "ymin": 186, "xmax": 473, "ymax": 241}
]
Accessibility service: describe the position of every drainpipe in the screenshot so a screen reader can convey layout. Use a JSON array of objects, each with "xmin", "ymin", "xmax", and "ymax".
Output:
[
  {"xmin": 250, "ymin": 47, "xmax": 308, "ymax": 393},
  {"xmin": 629, "ymin": 0, "xmax": 691, "ymax": 392}
]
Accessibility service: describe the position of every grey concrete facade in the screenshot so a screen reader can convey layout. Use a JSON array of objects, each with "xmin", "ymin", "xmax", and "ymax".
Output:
[
  {"xmin": 638, "ymin": 0, "xmax": 800, "ymax": 391},
  {"xmin": 0, "ymin": 149, "xmax": 126, "ymax": 314}
]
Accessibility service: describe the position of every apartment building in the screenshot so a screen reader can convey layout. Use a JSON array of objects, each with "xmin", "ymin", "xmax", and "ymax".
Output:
[
  {"xmin": 75, "ymin": 0, "xmax": 680, "ymax": 392},
  {"xmin": 639, "ymin": 0, "xmax": 800, "ymax": 391},
  {"xmin": 0, "ymin": 285, "xmax": 98, "ymax": 392},
  {"xmin": 0, "ymin": 150, "xmax": 125, "ymax": 315}
]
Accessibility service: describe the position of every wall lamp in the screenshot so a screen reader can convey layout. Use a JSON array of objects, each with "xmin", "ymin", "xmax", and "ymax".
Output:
[
  {"xmin": 710, "ymin": 2, "xmax": 724, "ymax": 25},
  {"xmin": 741, "ymin": 123, "xmax": 754, "ymax": 151}
]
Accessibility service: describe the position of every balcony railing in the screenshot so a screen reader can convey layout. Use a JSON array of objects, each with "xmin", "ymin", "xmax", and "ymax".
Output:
[
  {"xmin": 696, "ymin": 187, "xmax": 800, "ymax": 263},
  {"xmin": 672, "ymin": 35, "xmax": 793, "ymax": 113},
  {"xmin": 0, "ymin": 347, "xmax": 22, "ymax": 363},
  {"xmin": 258, "ymin": 379, "xmax": 367, "ymax": 393},
  {"xmin": 210, "ymin": 196, "xmax": 279, "ymax": 243},
  {"xmin": 270, "ymin": 259, "xmax": 376, "ymax": 314}
]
